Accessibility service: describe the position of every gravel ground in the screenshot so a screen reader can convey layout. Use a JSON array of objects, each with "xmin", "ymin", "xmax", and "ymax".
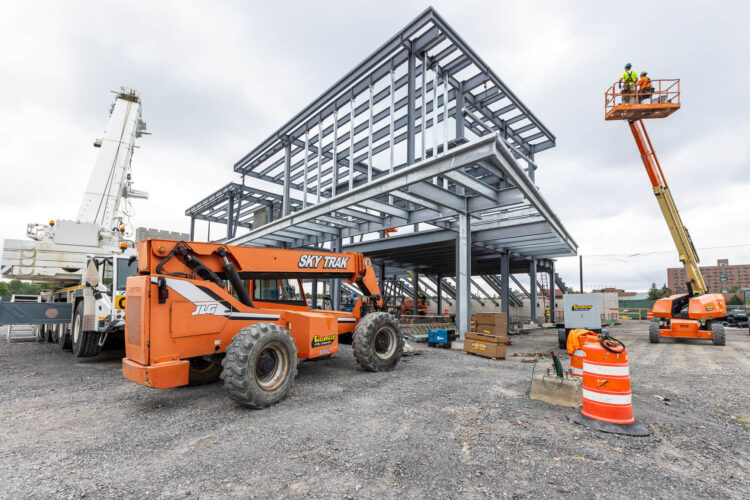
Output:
[{"xmin": 1, "ymin": 323, "xmax": 749, "ymax": 499}]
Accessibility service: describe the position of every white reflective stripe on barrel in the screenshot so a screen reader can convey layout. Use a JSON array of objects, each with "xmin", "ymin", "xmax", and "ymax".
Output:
[
  {"xmin": 583, "ymin": 361, "xmax": 630, "ymax": 377},
  {"xmin": 572, "ymin": 367, "xmax": 583, "ymax": 375},
  {"xmin": 573, "ymin": 350, "xmax": 586, "ymax": 357},
  {"xmin": 582, "ymin": 389, "xmax": 632, "ymax": 405}
]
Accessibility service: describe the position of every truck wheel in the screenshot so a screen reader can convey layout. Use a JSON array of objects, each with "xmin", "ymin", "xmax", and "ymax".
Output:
[
  {"xmin": 56, "ymin": 324, "xmax": 71, "ymax": 350},
  {"xmin": 711, "ymin": 322, "xmax": 726, "ymax": 346},
  {"xmin": 353, "ymin": 312, "xmax": 403, "ymax": 372},
  {"xmin": 221, "ymin": 323, "xmax": 298, "ymax": 409},
  {"xmin": 557, "ymin": 328, "xmax": 568, "ymax": 349},
  {"xmin": 71, "ymin": 305, "xmax": 101, "ymax": 358},
  {"xmin": 188, "ymin": 357, "xmax": 223, "ymax": 385},
  {"xmin": 649, "ymin": 320, "xmax": 660, "ymax": 344}
]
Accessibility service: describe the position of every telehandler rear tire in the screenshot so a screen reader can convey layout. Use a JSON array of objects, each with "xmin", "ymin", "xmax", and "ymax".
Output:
[
  {"xmin": 711, "ymin": 322, "xmax": 726, "ymax": 346},
  {"xmin": 221, "ymin": 323, "xmax": 298, "ymax": 409},
  {"xmin": 649, "ymin": 320, "xmax": 660, "ymax": 344},
  {"xmin": 71, "ymin": 305, "xmax": 101, "ymax": 358},
  {"xmin": 353, "ymin": 312, "xmax": 403, "ymax": 372},
  {"xmin": 188, "ymin": 357, "xmax": 223, "ymax": 385},
  {"xmin": 557, "ymin": 328, "xmax": 568, "ymax": 349}
]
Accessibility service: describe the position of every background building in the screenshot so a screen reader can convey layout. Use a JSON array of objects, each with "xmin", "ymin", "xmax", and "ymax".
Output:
[{"xmin": 668, "ymin": 259, "xmax": 750, "ymax": 293}]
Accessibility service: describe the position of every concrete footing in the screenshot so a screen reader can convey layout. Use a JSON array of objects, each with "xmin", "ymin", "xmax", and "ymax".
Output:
[{"xmin": 530, "ymin": 373, "xmax": 582, "ymax": 407}]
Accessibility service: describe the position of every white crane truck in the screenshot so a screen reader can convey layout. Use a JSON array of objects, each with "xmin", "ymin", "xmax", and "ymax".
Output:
[{"xmin": 1, "ymin": 89, "xmax": 148, "ymax": 356}]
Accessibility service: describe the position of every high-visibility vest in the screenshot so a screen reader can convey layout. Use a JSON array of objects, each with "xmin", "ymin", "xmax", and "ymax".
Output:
[
  {"xmin": 622, "ymin": 71, "xmax": 638, "ymax": 84},
  {"xmin": 638, "ymin": 77, "xmax": 651, "ymax": 90}
]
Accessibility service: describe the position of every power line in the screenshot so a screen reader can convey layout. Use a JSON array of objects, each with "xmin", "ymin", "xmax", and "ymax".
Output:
[{"xmin": 580, "ymin": 242, "xmax": 750, "ymax": 259}]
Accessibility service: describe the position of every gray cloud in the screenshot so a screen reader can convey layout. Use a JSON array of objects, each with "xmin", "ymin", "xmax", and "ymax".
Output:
[{"xmin": 1, "ymin": 0, "xmax": 747, "ymax": 291}]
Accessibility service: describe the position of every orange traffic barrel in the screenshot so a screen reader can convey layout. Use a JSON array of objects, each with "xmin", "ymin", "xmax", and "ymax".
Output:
[
  {"xmin": 444, "ymin": 309, "xmax": 450, "ymax": 317},
  {"xmin": 646, "ymin": 309, "xmax": 654, "ymax": 320},
  {"xmin": 570, "ymin": 338, "xmax": 648, "ymax": 436},
  {"xmin": 566, "ymin": 329, "xmax": 598, "ymax": 378},
  {"xmin": 569, "ymin": 333, "xmax": 598, "ymax": 378},
  {"xmin": 470, "ymin": 316, "xmax": 476, "ymax": 332}
]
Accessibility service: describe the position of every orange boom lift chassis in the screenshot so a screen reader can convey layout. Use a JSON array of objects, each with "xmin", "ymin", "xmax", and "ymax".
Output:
[
  {"xmin": 605, "ymin": 79, "xmax": 726, "ymax": 345},
  {"xmin": 122, "ymin": 239, "xmax": 404, "ymax": 408}
]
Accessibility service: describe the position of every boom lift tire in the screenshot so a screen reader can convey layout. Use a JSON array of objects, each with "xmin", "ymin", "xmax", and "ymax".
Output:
[
  {"xmin": 352, "ymin": 312, "xmax": 403, "ymax": 372},
  {"xmin": 557, "ymin": 328, "xmax": 568, "ymax": 349},
  {"xmin": 188, "ymin": 357, "xmax": 223, "ymax": 385},
  {"xmin": 711, "ymin": 322, "xmax": 726, "ymax": 346},
  {"xmin": 649, "ymin": 320, "xmax": 661, "ymax": 344},
  {"xmin": 56, "ymin": 324, "xmax": 70, "ymax": 350},
  {"xmin": 71, "ymin": 305, "xmax": 101, "ymax": 358},
  {"xmin": 221, "ymin": 323, "xmax": 298, "ymax": 409}
]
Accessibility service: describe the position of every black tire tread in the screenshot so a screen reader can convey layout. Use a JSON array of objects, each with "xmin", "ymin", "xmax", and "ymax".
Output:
[
  {"xmin": 352, "ymin": 312, "xmax": 403, "ymax": 372},
  {"xmin": 711, "ymin": 322, "xmax": 726, "ymax": 346},
  {"xmin": 649, "ymin": 320, "xmax": 660, "ymax": 344},
  {"xmin": 220, "ymin": 323, "xmax": 298, "ymax": 409},
  {"xmin": 72, "ymin": 306, "xmax": 101, "ymax": 358},
  {"xmin": 557, "ymin": 328, "xmax": 568, "ymax": 349}
]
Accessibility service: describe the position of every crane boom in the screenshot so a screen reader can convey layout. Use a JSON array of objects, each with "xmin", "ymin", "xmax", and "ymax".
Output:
[
  {"xmin": 77, "ymin": 89, "xmax": 148, "ymax": 228},
  {"xmin": 628, "ymin": 119, "xmax": 707, "ymax": 295}
]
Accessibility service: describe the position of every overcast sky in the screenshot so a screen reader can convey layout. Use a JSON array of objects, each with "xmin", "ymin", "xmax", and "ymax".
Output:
[{"xmin": 1, "ymin": 1, "xmax": 748, "ymax": 292}]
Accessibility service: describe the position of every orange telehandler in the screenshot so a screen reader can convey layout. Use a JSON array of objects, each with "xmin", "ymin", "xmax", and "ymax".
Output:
[{"xmin": 122, "ymin": 239, "xmax": 403, "ymax": 408}]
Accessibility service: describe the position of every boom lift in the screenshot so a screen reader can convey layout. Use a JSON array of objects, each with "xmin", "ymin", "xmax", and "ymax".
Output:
[
  {"xmin": 605, "ymin": 79, "xmax": 726, "ymax": 345},
  {"xmin": 123, "ymin": 239, "xmax": 403, "ymax": 408}
]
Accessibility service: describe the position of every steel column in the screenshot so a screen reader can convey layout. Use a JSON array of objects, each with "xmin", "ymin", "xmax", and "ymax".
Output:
[
  {"xmin": 500, "ymin": 252, "xmax": 510, "ymax": 331},
  {"xmin": 549, "ymin": 261, "xmax": 556, "ymax": 323},
  {"xmin": 283, "ymin": 142, "xmax": 291, "ymax": 216},
  {"xmin": 311, "ymin": 279, "xmax": 318, "ymax": 309},
  {"xmin": 529, "ymin": 258, "xmax": 537, "ymax": 324},
  {"xmin": 456, "ymin": 211, "xmax": 471, "ymax": 337},
  {"xmin": 227, "ymin": 194, "xmax": 234, "ymax": 240},
  {"xmin": 412, "ymin": 268, "xmax": 419, "ymax": 316},
  {"xmin": 436, "ymin": 273, "xmax": 442, "ymax": 315},
  {"xmin": 189, "ymin": 216, "xmax": 195, "ymax": 240},
  {"xmin": 331, "ymin": 237, "xmax": 342, "ymax": 310},
  {"xmin": 406, "ymin": 48, "xmax": 416, "ymax": 165}
]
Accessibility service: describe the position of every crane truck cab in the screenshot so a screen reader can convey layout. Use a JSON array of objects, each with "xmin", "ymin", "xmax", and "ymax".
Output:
[
  {"xmin": 122, "ymin": 240, "xmax": 404, "ymax": 409},
  {"xmin": 44, "ymin": 249, "xmax": 139, "ymax": 357}
]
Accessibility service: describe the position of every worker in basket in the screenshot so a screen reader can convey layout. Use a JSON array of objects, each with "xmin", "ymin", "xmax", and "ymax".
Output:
[
  {"xmin": 618, "ymin": 63, "xmax": 639, "ymax": 105},
  {"xmin": 638, "ymin": 71, "xmax": 655, "ymax": 103}
]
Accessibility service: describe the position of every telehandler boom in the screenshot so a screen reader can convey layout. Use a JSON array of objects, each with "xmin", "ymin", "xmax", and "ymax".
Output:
[{"xmin": 123, "ymin": 239, "xmax": 403, "ymax": 408}]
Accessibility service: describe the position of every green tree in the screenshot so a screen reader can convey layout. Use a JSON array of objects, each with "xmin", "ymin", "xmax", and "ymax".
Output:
[
  {"xmin": 0, "ymin": 282, "xmax": 10, "ymax": 297},
  {"xmin": 660, "ymin": 284, "xmax": 671, "ymax": 298},
  {"xmin": 728, "ymin": 285, "xmax": 741, "ymax": 293},
  {"xmin": 647, "ymin": 282, "xmax": 660, "ymax": 300},
  {"xmin": 727, "ymin": 295, "xmax": 742, "ymax": 306}
]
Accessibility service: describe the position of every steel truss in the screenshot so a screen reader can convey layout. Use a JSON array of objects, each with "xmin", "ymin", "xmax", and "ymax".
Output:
[{"xmin": 186, "ymin": 8, "xmax": 576, "ymax": 334}]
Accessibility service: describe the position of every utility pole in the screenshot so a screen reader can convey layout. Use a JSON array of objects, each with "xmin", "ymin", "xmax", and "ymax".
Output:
[{"xmin": 579, "ymin": 255, "xmax": 583, "ymax": 293}]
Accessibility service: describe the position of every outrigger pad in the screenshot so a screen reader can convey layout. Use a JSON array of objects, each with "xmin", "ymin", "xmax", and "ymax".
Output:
[{"xmin": 569, "ymin": 413, "xmax": 649, "ymax": 437}]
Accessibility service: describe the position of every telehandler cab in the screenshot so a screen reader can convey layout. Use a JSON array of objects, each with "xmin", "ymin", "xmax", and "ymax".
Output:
[{"xmin": 122, "ymin": 239, "xmax": 403, "ymax": 408}]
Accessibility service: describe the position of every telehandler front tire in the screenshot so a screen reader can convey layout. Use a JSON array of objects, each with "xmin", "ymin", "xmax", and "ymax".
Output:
[
  {"xmin": 221, "ymin": 323, "xmax": 298, "ymax": 409},
  {"xmin": 71, "ymin": 305, "xmax": 101, "ymax": 358},
  {"xmin": 353, "ymin": 312, "xmax": 403, "ymax": 372}
]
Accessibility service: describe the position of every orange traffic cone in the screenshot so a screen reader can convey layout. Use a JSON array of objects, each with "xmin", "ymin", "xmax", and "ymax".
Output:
[{"xmin": 570, "ymin": 337, "xmax": 648, "ymax": 436}]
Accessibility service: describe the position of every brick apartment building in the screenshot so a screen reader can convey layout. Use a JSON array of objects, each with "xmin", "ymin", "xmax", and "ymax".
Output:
[{"xmin": 667, "ymin": 259, "xmax": 750, "ymax": 293}]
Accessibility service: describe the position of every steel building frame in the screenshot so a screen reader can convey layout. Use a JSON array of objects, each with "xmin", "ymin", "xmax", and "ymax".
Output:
[{"xmin": 186, "ymin": 8, "xmax": 576, "ymax": 334}]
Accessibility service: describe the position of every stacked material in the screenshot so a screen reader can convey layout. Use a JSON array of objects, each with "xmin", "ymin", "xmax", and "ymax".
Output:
[{"xmin": 464, "ymin": 313, "xmax": 509, "ymax": 360}]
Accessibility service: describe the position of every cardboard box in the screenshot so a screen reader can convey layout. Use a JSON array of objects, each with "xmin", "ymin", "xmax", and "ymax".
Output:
[
  {"xmin": 475, "ymin": 322, "xmax": 508, "ymax": 337},
  {"xmin": 474, "ymin": 313, "xmax": 508, "ymax": 336},
  {"xmin": 463, "ymin": 337, "xmax": 507, "ymax": 359}
]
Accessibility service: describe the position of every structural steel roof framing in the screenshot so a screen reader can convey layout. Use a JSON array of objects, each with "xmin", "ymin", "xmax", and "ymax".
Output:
[{"xmin": 185, "ymin": 8, "xmax": 575, "ymax": 330}]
